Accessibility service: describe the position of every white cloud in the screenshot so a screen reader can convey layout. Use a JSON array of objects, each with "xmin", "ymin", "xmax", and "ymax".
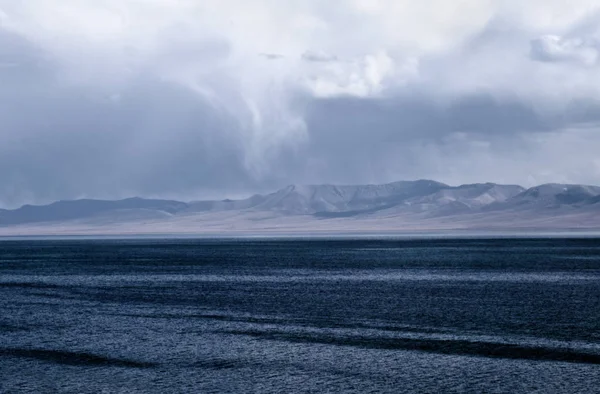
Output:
[
  {"xmin": 1, "ymin": 0, "xmax": 599, "ymax": 102},
  {"xmin": 303, "ymin": 51, "xmax": 413, "ymax": 98},
  {"xmin": 531, "ymin": 35, "xmax": 600, "ymax": 65}
]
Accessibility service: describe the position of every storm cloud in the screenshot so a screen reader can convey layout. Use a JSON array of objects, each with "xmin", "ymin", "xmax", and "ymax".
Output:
[{"xmin": 2, "ymin": 1, "xmax": 600, "ymax": 207}]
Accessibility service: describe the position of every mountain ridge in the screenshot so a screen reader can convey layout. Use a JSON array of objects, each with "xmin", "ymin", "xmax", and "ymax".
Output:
[{"xmin": 2, "ymin": 180, "xmax": 600, "ymax": 233}]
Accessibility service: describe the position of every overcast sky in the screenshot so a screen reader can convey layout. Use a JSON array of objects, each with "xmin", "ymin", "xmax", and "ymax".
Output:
[{"xmin": 2, "ymin": 1, "xmax": 600, "ymax": 207}]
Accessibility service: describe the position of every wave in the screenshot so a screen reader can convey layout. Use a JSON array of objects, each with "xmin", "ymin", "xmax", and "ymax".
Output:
[
  {"xmin": 221, "ymin": 329, "xmax": 600, "ymax": 365},
  {"xmin": 0, "ymin": 348, "xmax": 156, "ymax": 368}
]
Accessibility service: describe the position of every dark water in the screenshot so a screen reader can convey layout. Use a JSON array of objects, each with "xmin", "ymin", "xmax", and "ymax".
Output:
[{"xmin": 1, "ymin": 238, "xmax": 599, "ymax": 393}]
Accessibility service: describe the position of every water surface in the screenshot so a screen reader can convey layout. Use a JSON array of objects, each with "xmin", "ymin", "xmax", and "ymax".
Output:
[{"xmin": 1, "ymin": 238, "xmax": 599, "ymax": 393}]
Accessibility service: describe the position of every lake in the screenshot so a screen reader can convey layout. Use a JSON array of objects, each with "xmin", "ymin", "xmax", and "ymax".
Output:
[{"xmin": 1, "ymin": 238, "xmax": 599, "ymax": 393}]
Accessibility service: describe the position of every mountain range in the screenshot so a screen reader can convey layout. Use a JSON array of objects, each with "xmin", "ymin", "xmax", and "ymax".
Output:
[{"xmin": 2, "ymin": 180, "xmax": 600, "ymax": 235}]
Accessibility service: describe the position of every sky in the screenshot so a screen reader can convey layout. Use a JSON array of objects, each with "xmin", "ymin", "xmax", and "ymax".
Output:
[{"xmin": 2, "ymin": 1, "xmax": 600, "ymax": 207}]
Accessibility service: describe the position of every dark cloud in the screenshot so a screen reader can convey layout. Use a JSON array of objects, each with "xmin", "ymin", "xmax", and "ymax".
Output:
[
  {"xmin": 302, "ymin": 50, "xmax": 338, "ymax": 63},
  {"xmin": 0, "ymin": 29, "xmax": 279, "ymax": 207},
  {"xmin": 284, "ymin": 92, "xmax": 600, "ymax": 185}
]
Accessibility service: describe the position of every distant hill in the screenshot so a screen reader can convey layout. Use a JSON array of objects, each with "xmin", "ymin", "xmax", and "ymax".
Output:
[
  {"xmin": 2, "ymin": 180, "xmax": 600, "ymax": 234},
  {"xmin": 0, "ymin": 198, "xmax": 188, "ymax": 225}
]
